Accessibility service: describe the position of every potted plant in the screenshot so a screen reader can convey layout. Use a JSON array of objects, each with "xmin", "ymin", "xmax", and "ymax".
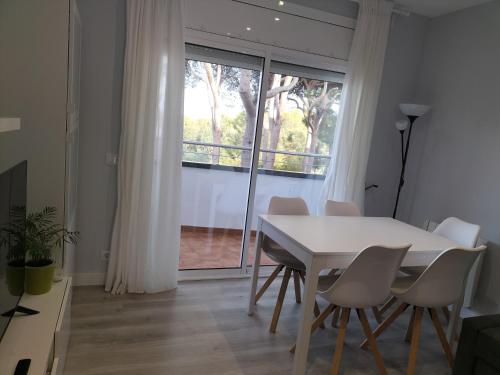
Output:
[
  {"xmin": 0, "ymin": 206, "xmax": 27, "ymax": 296},
  {"xmin": 23, "ymin": 207, "xmax": 79, "ymax": 294},
  {"xmin": 0, "ymin": 207, "xmax": 79, "ymax": 295}
]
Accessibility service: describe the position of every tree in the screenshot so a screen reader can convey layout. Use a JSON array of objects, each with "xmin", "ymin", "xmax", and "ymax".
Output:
[
  {"xmin": 238, "ymin": 72, "xmax": 298, "ymax": 167},
  {"xmin": 289, "ymin": 79, "xmax": 342, "ymax": 173},
  {"xmin": 185, "ymin": 60, "xmax": 239, "ymax": 164},
  {"xmin": 264, "ymin": 75, "xmax": 298, "ymax": 169}
]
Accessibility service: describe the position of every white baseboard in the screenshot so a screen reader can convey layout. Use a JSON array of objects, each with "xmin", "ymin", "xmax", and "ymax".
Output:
[
  {"xmin": 72, "ymin": 272, "xmax": 105, "ymax": 286},
  {"xmin": 73, "ymin": 267, "xmax": 277, "ymax": 286}
]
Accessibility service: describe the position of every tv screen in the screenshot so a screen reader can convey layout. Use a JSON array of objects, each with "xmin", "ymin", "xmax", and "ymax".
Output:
[{"xmin": 0, "ymin": 161, "xmax": 27, "ymax": 340}]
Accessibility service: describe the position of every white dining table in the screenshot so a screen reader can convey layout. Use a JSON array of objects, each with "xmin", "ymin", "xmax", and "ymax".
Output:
[{"xmin": 247, "ymin": 215, "xmax": 465, "ymax": 375}]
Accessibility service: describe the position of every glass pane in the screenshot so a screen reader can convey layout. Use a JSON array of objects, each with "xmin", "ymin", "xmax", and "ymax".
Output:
[
  {"xmin": 247, "ymin": 62, "xmax": 345, "ymax": 266},
  {"xmin": 180, "ymin": 45, "xmax": 264, "ymax": 270}
]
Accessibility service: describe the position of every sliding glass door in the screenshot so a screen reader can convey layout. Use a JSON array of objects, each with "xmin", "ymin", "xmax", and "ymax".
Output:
[
  {"xmin": 180, "ymin": 44, "xmax": 345, "ymax": 273},
  {"xmin": 247, "ymin": 62, "xmax": 344, "ymax": 266},
  {"xmin": 179, "ymin": 44, "xmax": 264, "ymax": 270}
]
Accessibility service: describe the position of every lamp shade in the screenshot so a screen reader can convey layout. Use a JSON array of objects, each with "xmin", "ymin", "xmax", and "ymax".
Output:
[
  {"xmin": 395, "ymin": 119, "xmax": 409, "ymax": 131},
  {"xmin": 399, "ymin": 103, "xmax": 430, "ymax": 117}
]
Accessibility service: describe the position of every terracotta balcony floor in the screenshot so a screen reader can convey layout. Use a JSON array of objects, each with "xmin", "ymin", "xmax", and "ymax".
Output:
[{"xmin": 179, "ymin": 227, "xmax": 275, "ymax": 270}]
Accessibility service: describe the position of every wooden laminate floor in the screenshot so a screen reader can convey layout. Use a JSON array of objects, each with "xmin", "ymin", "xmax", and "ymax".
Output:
[{"xmin": 65, "ymin": 279, "xmax": 452, "ymax": 375}]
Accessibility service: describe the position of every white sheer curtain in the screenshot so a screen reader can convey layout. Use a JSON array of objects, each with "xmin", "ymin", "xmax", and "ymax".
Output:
[
  {"xmin": 319, "ymin": 0, "xmax": 393, "ymax": 212},
  {"xmin": 105, "ymin": 0, "xmax": 185, "ymax": 294}
]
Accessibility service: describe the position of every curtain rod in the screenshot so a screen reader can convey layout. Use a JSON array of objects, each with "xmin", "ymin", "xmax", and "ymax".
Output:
[{"xmin": 348, "ymin": 0, "xmax": 411, "ymax": 16}]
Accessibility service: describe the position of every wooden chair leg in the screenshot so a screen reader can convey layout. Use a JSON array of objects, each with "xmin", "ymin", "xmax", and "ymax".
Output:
[
  {"xmin": 361, "ymin": 303, "xmax": 409, "ymax": 350},
  {"xmin": 332, "ymin": 305, "xmax": 340, "ymax": 328},
  {"xmin": 269, "ymin": 267, "xmax": 292, "ymax": 333},
  {"xmin": 407, "ymin": 307, "xmax": 423, "ymax": 375},
  {"xmin": 357, "ymin": 309, "xmax": 388, "ymax": 375},
  {"xmin": 429, "ymin": 308, "xmax": 454, "ymax": 368},
  {"xmin": 298, "ymin": 271, "xmax": 325, "ymax": 329},
  {"xmin": 441, "ymin": 306, "xmax": 450, "ymax": 323},
  {"xmin": 372, "ymin": 306, "xmax": 384, "ymax": 324},
  {"xmin": 405, "ymin": 307, "xmax": 416, "ymax": 342},
  {"xmin": 380, "ymin": 296, "xmax": 398, "ymax": 315},
  {"xmin": 331, "ymin": 308, "xmax": 350, "ymax": 375},
  {"xmin": 293, "ymin": 270, "xmax": 302, "ymax": 304},
  {"xmin": 255, "ymin": 264, "xmax": 284, "ymax": 303},
  {"xmin": 290, "ymin": 304, "xmax": 335, "ymax": 353}
]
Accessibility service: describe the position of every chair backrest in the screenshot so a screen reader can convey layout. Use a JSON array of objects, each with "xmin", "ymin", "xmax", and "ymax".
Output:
[
  {"xmin": 400, "ymin": 246, "xmax": 486, "ymax": 307},
  {"xmin": 433, "ymin": 217, "xmax": 480, "ymax": 248},
  {"xmin": 268, "ymin": 196, "xmax": 309, "ymax": 215},
  {"xmin": 324, "ymin": 200, "xmax": 361, "ymax": 217},
  {"xmin": 320, "ymin": 245, "xmax": 410, "ymax": 308}
]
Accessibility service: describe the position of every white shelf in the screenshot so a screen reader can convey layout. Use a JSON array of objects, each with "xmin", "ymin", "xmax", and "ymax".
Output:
[{"xmin": 0, "ymin": 278, "xmax": 71, "ymax": 375}]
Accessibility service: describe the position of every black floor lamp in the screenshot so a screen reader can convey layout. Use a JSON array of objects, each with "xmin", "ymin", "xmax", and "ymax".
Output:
[{"xmin": 392, "ymin": 103, "xmax": 430, "ymax": 219}]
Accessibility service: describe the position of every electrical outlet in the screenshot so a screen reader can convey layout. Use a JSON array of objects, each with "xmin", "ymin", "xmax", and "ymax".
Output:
[{"xmin": 101, "ymin": 250, "xmax": 110, "ymax": 261}]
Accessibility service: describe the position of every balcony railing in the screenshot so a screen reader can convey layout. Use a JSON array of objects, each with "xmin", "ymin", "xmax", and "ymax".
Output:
[{"xmin": 182, "ymin": 140, "xmax": 331, "ymax": 176}]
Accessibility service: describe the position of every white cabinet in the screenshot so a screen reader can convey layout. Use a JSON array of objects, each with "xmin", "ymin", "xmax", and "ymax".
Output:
[{"xmin": 0, "ymin": 278, "xmax": 72, "ymax": 375}]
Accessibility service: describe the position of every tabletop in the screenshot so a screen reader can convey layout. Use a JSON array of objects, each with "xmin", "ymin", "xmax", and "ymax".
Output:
[{"xmin": 259, "ymin": 215, "xmax": 459, "ymax": 255}]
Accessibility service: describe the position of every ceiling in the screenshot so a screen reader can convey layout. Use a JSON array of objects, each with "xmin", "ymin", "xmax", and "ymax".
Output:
[
  {"xmin": 396, "ymin": 0, "xmax": 494, "ymax": 17},
  {"xmin": 287, "ymin": 0, "xmax": 494, "ymax": 18}
]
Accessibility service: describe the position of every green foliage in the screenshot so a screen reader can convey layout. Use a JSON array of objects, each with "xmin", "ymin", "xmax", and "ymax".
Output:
[
  {"xmin": 0, "ymin": 206, "xmax": 79, "ymax": 266},
  {"xmin": 274, "ymin": 110, "xmax": 308, "ymax": 172},
  {"xmin": 317, "ymin": 109, "xmax": 337, "ymax": 155},
  {"xmin": 183, "ymin": 106, "xmax": 335, "ymax": 173},
  {"xmin": 0, "ymin": 206, "xmax": 27, "ymax": 264}
]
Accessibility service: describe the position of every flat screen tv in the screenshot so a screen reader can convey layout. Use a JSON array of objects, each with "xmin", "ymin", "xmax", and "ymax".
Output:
[{"xmin": 0, "ymin": 161, "xmax": 27, "ymax": 340}]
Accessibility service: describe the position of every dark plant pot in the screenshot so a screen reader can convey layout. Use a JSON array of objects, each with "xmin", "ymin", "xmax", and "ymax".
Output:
[
  {"xmin": 25, "ymin": 261, "xmax": 55, "ymax": 295},
  {"xmin": 6, "ymin": 261, "xmax": 25, "ymax": 296}
]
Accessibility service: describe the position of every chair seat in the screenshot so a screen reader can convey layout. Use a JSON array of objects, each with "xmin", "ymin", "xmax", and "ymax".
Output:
[
  {"xmin": 263, "ymin": 237, "xmax": 305, "ymax": 271},
  {"xmin": 391, "ymin": 275, "xmax": 419, "ymax": 295},
  {"xmin": 317, "ymin": 274, "xmax": 341, "ymax": 293},
  {"xmin": 401, "ymin": 266, "xmax": 426, "ymax": 276}
]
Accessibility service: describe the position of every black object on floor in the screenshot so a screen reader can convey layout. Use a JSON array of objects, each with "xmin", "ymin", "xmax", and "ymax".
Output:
[
  {"xmin": 453, "ymin": 314, "xmax": 500, "ymax": 375},
  {"xmin": 14, "ymin": 359, "xmax": 31, "ymax": 375}
]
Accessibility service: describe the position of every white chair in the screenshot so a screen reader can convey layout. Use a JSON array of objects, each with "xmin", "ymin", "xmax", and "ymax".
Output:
[
  {"xmin": 323, "ymin": 200, "xmax": 386, "ymax": 324},
  {"xmin": 362, "ymin": 246, "xmax": 486, "ymax": 375},
  {"xmin": 380, "ymin": 217, "xmax": 481, "ymax": 318},
  {"xmin": 324, "ymin": 200, "xmax": 361, "ymax": 217},
  {"xmin": 292, "ymin": 244, "xmax": 411, "ymax": 375},
  {"xmin": 254, "ymin": 197, "xmax": 322, "ymax": 333}
]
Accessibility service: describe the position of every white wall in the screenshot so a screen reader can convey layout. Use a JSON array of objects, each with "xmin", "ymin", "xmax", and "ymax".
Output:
[
  {"xmin": 0, "ymin": 0, "xmax": 69, "ymax": 264},
  {"xmin": 74, "ymin": 0, "xmax": 430, "ymax": 277},
  {"xmin": 181, "ymin": 167, "xmax": 324, "ymax": 230},
  {"xmin": 75, "ymin": 0, "xmax": 125, "ymax": 274},
  {"xmin": 365, "ymin": 13, "xmax": 429, "ymax": 217},
  {"xmin": 402, "ymin": 1, "xmax": 500, "ymax": 307}
]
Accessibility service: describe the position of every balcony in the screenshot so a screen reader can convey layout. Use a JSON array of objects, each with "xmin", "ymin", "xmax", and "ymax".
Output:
[{"xmin": 179, "ymin": 141, "xmax": 330, "ymax": 270}]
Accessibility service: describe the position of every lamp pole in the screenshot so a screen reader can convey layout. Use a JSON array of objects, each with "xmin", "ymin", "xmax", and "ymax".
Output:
[{"xmin": 392, "ymin": 115, "xmax": 418, "ymax": 219}]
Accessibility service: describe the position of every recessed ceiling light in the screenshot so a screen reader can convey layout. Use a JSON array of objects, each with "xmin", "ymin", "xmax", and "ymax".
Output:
[
  {"xmin": 274, "ymin": 17, "xmax": 280, "ymax": 21},
  {"xmin": 246, "ymin": 26, "xmax": 252, "ymax": 31},
  {"xmin": 278, "ymin": 0, "xmax": 284, "ymax": 6}
]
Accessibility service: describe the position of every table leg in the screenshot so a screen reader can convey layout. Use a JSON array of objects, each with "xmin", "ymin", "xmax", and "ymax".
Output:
[
  {"xmin": 447, "ymin": 292, "xmax": 464, "ymax": 343},
  {"xmin": 248, "ymin": 230, "xmax": 263, "ymax": 315},
  {"xmin": 464, "ymin": 252, "xmax": 483, "ymax": 307},
  {"xmin": 292, "ymin": 260, "xmax": 321, "ymax": 375}
]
